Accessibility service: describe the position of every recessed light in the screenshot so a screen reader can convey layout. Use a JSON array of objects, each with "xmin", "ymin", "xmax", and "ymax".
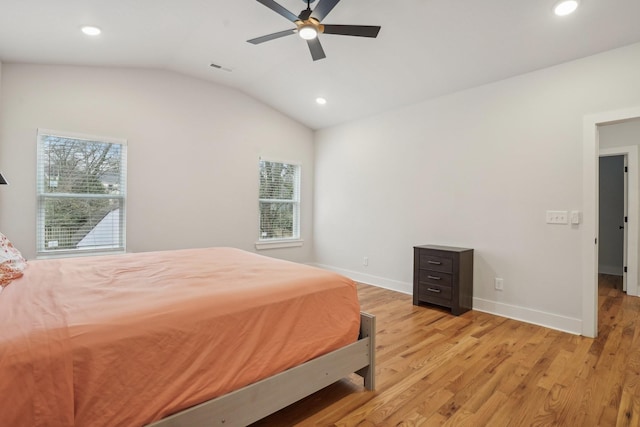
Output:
[
  {"xmin": 81, "ymin": 26, "xmax": 102, "ymax": 36},
  {"xmin": 316, "ymin": 97, "xmax": 327, "ymax": 105},
  {"xmin": 554, "ymin": 0, "xmax": 579, "ymax": 16}
]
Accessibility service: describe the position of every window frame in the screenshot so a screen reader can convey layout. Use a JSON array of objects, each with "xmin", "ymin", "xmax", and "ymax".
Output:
[
  {"xmin": 256, "ymin": 158, "xmax": 303, "ymax": 250},
  {"xmin": 36, "ymin": 129, "xmax": 127, "ymax": 258}
]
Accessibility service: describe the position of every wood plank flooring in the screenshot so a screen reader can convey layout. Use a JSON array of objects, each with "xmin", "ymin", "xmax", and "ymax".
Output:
[{"xmin": 253, "ymin": 275, "xmax": 640, "ymax": 426}]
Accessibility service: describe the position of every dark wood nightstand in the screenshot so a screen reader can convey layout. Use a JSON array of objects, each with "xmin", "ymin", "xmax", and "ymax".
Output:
[{"xmin": 413, "ymin": 245, "xmax": 474, "ymax": 315}]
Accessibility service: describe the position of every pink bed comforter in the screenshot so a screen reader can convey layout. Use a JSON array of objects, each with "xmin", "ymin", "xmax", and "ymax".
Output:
[{"xmin": 0, "ymin": 248, "xmax": 360, "ymax": 426}]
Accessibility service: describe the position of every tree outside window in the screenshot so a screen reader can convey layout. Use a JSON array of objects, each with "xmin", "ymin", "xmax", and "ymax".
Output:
[
  {"xmin": 36, "ymin": 130, "xmax": 127, "ymax": 256},
  {"xmin": 259, "ymin": 160, "xmax": 300, "ymax": 240}
]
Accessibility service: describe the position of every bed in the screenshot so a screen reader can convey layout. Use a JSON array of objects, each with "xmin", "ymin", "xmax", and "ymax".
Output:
[{"xmin": 0, "ymin": 247, "xmax": 375, "ymax": 426}]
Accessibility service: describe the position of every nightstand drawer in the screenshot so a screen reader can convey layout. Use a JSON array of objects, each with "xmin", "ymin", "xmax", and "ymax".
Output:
[
  {"xmin": 418, "ymin": 270, "xmax": 452, "ymax": 287},
  {"xmin": 419, "ymin": 283, "xmax": 452, "ymax": 301},
  {"xmin": 419, "ymin": 254, "xmax": 453, "ymax": 273}
]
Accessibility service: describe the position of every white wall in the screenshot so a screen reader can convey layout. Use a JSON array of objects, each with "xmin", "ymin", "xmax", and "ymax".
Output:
[
  {"xmin": 600, "ymin": 120, "xmax": 640, "ymax": 149},
  {"xmin": 314, "ymin": 42, "xmax": 640, "ymax": 334},
  {"xmin": 0, "ymin": 61, "xmax": 4, "ymax": 184},
  {"xmin": 0, "ymin": 64, "xmax": 314, "ymax": 262}
]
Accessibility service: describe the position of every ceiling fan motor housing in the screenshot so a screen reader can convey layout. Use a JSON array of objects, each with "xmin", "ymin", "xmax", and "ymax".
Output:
[{"xmin": 296, "ymin": 18, "xmax": 324, "ymax": 37}]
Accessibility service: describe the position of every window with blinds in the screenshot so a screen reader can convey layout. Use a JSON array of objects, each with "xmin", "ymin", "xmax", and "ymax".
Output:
[
  {"xmin": 36, "ymin": 130, "xmax": 127, "ymax": 256},
  {"xmin": 259, "ymin": 160, "xmax": 300, "ymax": 241}
]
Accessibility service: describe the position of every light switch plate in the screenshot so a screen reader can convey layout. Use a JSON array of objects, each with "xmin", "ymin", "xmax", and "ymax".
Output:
[
  {"xmin": 570, "ymin": 210, "xmax": 581, "ymax": 224},
  {"xmin": 546, "ymin": 210, "xmax": 569, "ymax": 224}
]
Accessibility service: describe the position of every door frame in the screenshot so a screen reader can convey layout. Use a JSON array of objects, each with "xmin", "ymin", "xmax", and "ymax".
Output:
[
  {"xmin": 599, "ymin": 148, "xmax": 638, "ymax": 296},
  {"xmin": 583, "ymin": 107, "xmax": 640, "ymax": 338}
]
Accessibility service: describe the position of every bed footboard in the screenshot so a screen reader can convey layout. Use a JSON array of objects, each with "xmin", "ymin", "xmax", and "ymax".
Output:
[
  {"xmin": 356, "ymin": 311, "xmax": 375, "ymax": 390},
  {"xmin": 149, "ymin": 311, "xmax": 376, "ymax": 427}
]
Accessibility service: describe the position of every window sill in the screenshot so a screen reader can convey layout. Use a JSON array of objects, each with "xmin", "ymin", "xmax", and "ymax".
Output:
[
  {"xmin": 255, "ymin": 239, "xmax": 304, "ymax": 250},
  {"xmin": 36, "ymin": 249, "xmax": 126, "ymax": 260}
]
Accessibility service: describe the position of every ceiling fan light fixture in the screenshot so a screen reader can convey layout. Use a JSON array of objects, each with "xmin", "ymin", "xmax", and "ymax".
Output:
[
  {"xmin": 298, "ymin": 24, "xmax": 318, "ymax": 40},
  {"xmin": 554, "ymin": 0, "xmax": 579, "ymax": 16}
]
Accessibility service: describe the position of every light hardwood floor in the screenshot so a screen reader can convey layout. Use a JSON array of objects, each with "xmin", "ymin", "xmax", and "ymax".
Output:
[{"xmin": 253, "ymin": 275, "xmax": 640, "ymax": 426}]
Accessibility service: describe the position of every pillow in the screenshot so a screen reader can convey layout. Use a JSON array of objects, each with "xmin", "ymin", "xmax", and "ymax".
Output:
[{"xmin": 0, "ymin": 232, "xmax": 26, "ymax": 288}]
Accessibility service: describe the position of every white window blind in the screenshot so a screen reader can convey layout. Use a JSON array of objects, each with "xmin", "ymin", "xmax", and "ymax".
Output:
[
  {"xmin": 259, "ymin": 160, "xmax": 300, "ymax": 241},
  {"xmin": 36, "ymin": 130, "xmax": 127, "ymax": 257}
]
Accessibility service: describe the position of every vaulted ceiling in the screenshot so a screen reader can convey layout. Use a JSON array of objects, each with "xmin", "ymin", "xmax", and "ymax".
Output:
[{"xmin": 1, "ymin": 0, "xmax": 640, "ymax": 129}]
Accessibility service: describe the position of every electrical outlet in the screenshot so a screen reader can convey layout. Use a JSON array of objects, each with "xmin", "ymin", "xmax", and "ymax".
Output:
[
  {"xmin": 363, "ymin": 256, "xmax": 369, "ymax": 266},
  {"xmin": 495, "ymin": 277, "xmax": 504, "ymax": 291}
]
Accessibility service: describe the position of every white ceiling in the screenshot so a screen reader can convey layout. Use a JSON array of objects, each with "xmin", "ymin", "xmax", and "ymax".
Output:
[{"xmin": 1, "ymin": 0, "xmax": 640, "ymax": 129}]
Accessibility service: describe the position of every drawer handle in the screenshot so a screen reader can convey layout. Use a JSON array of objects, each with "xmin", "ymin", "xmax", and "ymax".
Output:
[
  {"xmin": 427, "ymin": 260, "xmax": 442, "ymax": 265},
  {"xmin": 427, "ymin": 275, "xmax": 441, "ymax": 280},
  {"xmin": 427, "ymin": 288, "xmax": 441, "ymax": 293}
]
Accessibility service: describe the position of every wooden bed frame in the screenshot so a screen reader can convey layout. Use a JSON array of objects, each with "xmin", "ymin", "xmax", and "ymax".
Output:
[{"xmin": 149, "ymin": 312, "xmax": 376, "ymax": 427}]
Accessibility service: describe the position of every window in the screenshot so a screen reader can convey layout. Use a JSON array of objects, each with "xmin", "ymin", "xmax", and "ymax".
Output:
[
  {"xmin": 36, "ymin": 129, "xmax": 127, "ymax": 257},
  {"xmin": 258, "ymin": 160, "xmax": 301, "ymax": 245}
]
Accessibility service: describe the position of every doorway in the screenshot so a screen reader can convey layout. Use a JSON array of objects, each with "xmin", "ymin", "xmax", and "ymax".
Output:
[
  {"xmin": 583, "ymin": 108, "xmax": 640, "ymax": 338},
  {"xmin": 598, "ymin": 154, "xmax": 626, "ymax": 291}
]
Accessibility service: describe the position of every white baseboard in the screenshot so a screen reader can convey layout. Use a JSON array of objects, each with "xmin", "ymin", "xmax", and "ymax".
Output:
[
  {"xmin": 311, "ymin": 263, "xmax": 412, "ymax": 295},
  {"xmin": 598, "ymin": 264, "xmax": 623, "ymax": 276},
  {"xmin": 472, "ymin": 297, "xmax": 582, "ymax": 335},
  {"xmin": 311, "ymin": 263, "xmax": 582, "ymax": 335}
]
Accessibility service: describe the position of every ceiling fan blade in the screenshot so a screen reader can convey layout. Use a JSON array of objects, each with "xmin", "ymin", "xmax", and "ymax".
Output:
[
  {"xmin": 307, "ymin": 38, "xmax": 326, "ymax": 61},
  {"xmin": 311, "ymin": 0, "xmax": 340, "ymax": 22},
  {"xmin": 322, "ymin": 24, "xmax": 381, "ymax": 38},
  {"xmin": 247, "ymin": 29, "xmax": 296, "ymax": 44},
  {"xmin": 256, "ymin": 0, "xmax": 299, "ymax": 23}
]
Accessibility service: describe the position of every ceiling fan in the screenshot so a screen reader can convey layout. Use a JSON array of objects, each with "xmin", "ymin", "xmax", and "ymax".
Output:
[{"xmin": 247, "ymin": 0, "xmax": 381, "ymax": 61}]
